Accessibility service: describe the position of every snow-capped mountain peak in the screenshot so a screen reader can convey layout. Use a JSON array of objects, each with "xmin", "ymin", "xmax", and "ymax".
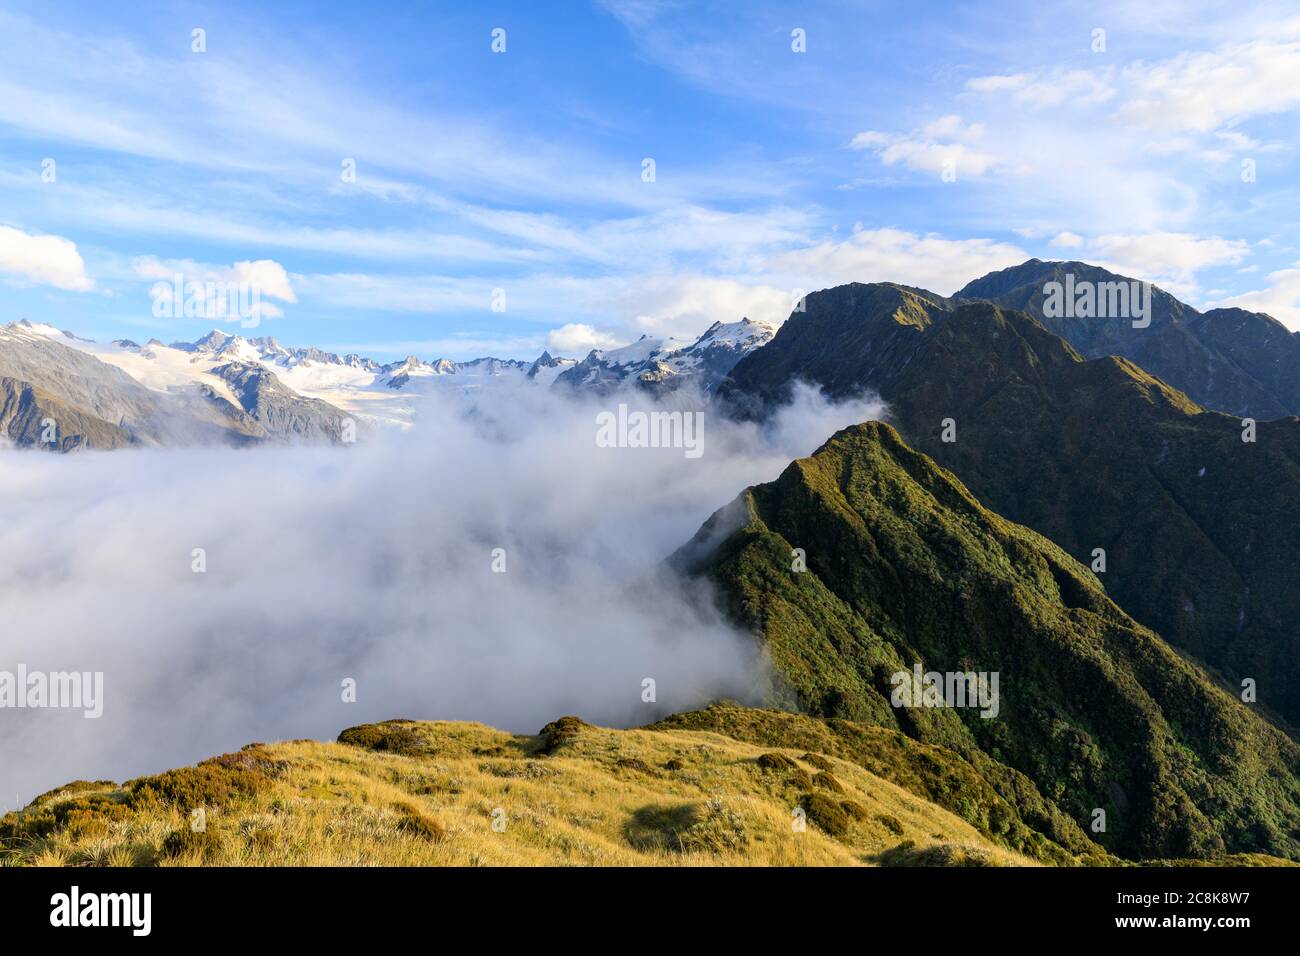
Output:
[
  {"xmin": 553, "ymin": 317, "xmax": 775, "ymax": 396},
  {"xmin": 2, "ymin": 314, "xmax": 776, "ymax": 430}
]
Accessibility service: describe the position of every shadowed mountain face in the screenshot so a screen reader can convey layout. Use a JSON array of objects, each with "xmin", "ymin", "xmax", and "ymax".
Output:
[
  {"xmin": 676, "ymin": 422, "xmax": 1300, "ymax": 861},
  {"xmin": 209, "ymin": 362, "xmax": 353, "ymax": 443},
  {"xmin": 0, "ymin": 321, "xmax": 189, "ymax": 445},
  {"xmin": 718, "ymin": 285, "xmax": 1300, "ymax": 728},
  {"xmin": 956, "ymin": 259, "xmax": 1300, "ymax": 419},
  {"xmin": 0, "ymin": 377, "xmax": 136, "ymax": 450}
]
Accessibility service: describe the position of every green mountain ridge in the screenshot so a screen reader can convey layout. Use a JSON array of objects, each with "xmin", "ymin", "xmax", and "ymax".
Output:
[
  {"xmin": 955, "ymin": 258, "xmax": 1300, "ymax": 419},
  {"xmin": 718, "ymin": 284, "xmax": 1300, "ymax": 727},
  {"xmin": 675, "ymin": 420, "xmax": 1300, "ymax": 861}
]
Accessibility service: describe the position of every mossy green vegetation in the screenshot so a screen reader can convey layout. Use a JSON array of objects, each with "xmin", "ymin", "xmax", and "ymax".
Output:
[
  {"xmin": 720, "ymin": 285, "xmax": 1300, "ymax": 729},
  {"xmin": 654, "ymin": 703, "xmax": 1093, "ymax": 864},
  {"xmin": 676, "ymin": 421, "xmax": 1300, "ymax": 862}
]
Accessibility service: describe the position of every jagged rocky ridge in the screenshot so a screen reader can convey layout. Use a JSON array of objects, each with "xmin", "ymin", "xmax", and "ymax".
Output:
[{"xmin": 555, "ymin": 318, "xmax": 775, "ymax": 397}]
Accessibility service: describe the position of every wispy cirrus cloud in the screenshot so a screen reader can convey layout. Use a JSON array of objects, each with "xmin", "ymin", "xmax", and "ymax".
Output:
[
  {"xmin": 965, "ymin": 70, "xmax": 1116, "ymax": 108},
  {"xmin": 961, "ymin": 23, "xmax": 1300, "ymax": 162},
  {"xmin": 2, "ymin": 1, "xmax": 1297, "ymax": 354}
]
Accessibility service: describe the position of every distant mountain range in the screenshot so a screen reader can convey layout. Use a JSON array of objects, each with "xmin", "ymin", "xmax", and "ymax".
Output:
[
  {"xmin": 554, "ymin": 318, "xmax": 775, "ymax": 397},
  {"xmin": 0, "ymin": 316, "xmax": 775, "ymax": 448},
  {"xmin": 10, "ymin": 257, "xmax": 1297, "ymax": 450},
  {"xmin": 0, "ymin": 321, "xmax": 267, "ymax": 449}
]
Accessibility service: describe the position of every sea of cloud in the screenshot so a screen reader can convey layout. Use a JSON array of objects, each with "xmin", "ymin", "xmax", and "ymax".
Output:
[{"xmin": 0, "ymin": 381, "xmax": 884, "ymax": 804}]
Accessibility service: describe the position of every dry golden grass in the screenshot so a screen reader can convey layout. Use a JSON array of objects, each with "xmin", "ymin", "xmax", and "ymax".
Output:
[{"xmin": 1, "ymin": 716, "xmax": 1038, "ymax": 867}]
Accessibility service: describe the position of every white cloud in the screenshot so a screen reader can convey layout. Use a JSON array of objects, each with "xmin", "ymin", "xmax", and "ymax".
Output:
[
  {"xmin": 849, "ymin": 116, "xmax": 1001, "ymax": 179},
  {"xmin": 133, "ymin": 256, "xmax": 296, "ymax": 299},
  {"xmin": 232, "ymin": 260, "xmax": 297, "ymax": 303},
  {"xmin": 1119, "ymin": 40, "xmax": 1300, "ymax": 133},
  {"xmin": 546, "ymin": 323, "xmax": 621, "ymax": 354},
  {"xmin": 968, "ymin": 41, "xmax": 1300, "ymax": 136},
  {"xmin": 959, "ymin": 35, "xmax": 1300, "ymax": 201},
  {"xmin": 1087, "ymin": 232, "xmax": 1251, "ymax": 296},
  {"xmin": 966, "ymin": 74, "xmax": 1030, "ymax": 93},
  {"xmin": 1216, "ymin": 130, "xmax": 1258, "ymax": 150},
  {"xmin": 847, "ymin": 131, "xmax": 891, "ymax": 150},
  {"xmin": 0, "ymin": 224, "xmax": 95, "ymax": 291},
  {"xmin": 597, "ymin": 275, "xmax": 795, "ymax": 337},
  {"xmin": 1215, "ymin": 262, "xmax": 1300, "ymax": 330},
  {"xmin": 132, "ymin": 256, "xmax": 297, "ymax": 323},
  {"xmin": 765, "ymin": 227, "xmax": 1029, "ymax": 296},
  {"xmin": 966, "ymin": 69, "xmax": 1115, "ymax": 108},
  {"xmin": 920, "ymin": 114, "xmax": 980, "ymax": 138},
  {"xmin": 1050, "ymin": 231, "xmax": 1085, "ymax": 249}
]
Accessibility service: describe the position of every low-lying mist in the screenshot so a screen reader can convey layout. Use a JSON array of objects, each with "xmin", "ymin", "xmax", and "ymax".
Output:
[{"xmin": 0, "ymin": 382, "xmax": 885, "ymax": 804}]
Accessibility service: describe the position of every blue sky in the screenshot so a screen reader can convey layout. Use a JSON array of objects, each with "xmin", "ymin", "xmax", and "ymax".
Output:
[{"xmin": 2, "ymin": 0, "xmax": 1300, "ymax": 360}]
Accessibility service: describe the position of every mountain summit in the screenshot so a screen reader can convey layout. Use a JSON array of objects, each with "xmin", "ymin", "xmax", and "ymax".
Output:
[
  {"xmin": 955, "ymin": 259, "xmax": 1300, "ymax": 418},
  {"xmin": 719, "ymin": 284, "xmax": 1300, "ymax": 727}
]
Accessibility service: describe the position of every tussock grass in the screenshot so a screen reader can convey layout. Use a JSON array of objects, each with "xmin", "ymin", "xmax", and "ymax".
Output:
[{"xmin": 1, "ymin": 712, "xmax": 1037, "ymax": 867}]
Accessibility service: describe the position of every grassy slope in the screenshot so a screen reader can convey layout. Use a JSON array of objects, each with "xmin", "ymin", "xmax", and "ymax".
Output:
[
  {"xmin": 0, "ymin": 711, "xmax": 1040, "ymax": 867},
  {"xmin": 677, "ymin": 421, "xmax": 1300, "ymax": 862}
]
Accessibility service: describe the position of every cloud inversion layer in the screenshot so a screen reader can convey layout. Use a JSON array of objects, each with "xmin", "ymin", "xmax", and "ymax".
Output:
[{"xmin": 0, "ymin": 383, "xmax": 885, "ymax": 802}]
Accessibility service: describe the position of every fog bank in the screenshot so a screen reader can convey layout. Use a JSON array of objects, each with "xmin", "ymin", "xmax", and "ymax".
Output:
[{"xmin": 0, "ymin": 382, "xmax": 885, "ymax": 803}]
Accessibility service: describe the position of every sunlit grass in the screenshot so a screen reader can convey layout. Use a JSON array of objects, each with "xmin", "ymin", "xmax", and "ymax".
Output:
[{"xmin": 0, "ymin": 713, "xmax": 1037, "ymax": 867}]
